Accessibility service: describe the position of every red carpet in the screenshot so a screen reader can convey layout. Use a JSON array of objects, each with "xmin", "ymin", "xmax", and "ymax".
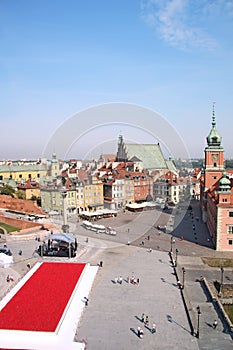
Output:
[{"xmin": 0, "ymin": 262, "xmax": 86, "ymax": 332}]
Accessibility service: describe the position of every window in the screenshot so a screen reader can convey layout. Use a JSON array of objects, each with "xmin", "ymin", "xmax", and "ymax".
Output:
[
  {"xmin": 229, "ymin": 212, "xmax": 233, "ymax": 217},
  {"xmin": 213, "ymin": 176, "xmax": 217, "ymax": 180},
  {"xmin": 229, "ymin": 240, "xmax": 233, "ymax": 245},
  {"xmin": 228, "ymin": 226, "xmax": 233, "ymax": 234}
]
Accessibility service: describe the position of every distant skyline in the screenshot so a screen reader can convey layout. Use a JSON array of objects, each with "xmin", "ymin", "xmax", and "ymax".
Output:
[{"xmin": 1, "ymin": 1, "xmax": 233, "ymax": 160}]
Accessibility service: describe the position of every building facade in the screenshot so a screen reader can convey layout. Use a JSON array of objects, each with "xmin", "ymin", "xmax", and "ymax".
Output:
[{"xmin": 200, "ymin": 106, "xmax": 233, "ymax": 251}]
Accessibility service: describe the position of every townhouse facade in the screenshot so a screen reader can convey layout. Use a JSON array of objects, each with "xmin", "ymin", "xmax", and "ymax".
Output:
[
  {"xmin": 41, "ymin": 169, "xmax": 104, "ymax": 215},
  {"xmin": 100, "ymin": 163, "xmax": 153, "ymax": 210},
  {"xmin": 154, "ymin": 170, "xmax": 180, "ymax": 204}
]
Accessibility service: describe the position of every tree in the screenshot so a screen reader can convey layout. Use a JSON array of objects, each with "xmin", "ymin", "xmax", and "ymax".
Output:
[
  {"xmin": 30, "ymin": 195, "xmax": 41, "ymax": 207},
  {"xmin": 0, "ymin": 184, "xmax": 15, "ymax": 197},
  {"xmin": 17, "ymin": 190, "xmax": 26, "ymax": 200}
]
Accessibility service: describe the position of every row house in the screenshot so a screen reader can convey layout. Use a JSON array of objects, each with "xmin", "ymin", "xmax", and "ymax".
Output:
[
  {"xmin": 40, "ymin": 183, "xmax": 64, "ymax": 214},
  {"xmin": 154, "ymin": 170, "xmax": 180, "ymax": 204},
  {"xmin": 78, "ymin": 170, "xmax": 104, "ymax": 212},
  {"xmin": 41, "ymin": 168, "xmax": 104, "ymax": 215},
  {"xmin": 100, "ymin": 163, "xmax": 153, "ymax": 210},
  {"xmin": 41, "ymin": 179, "xmax": 85, "ymax": 215},
  {"xmin": 189, "ymin": 168, "xmax": 201, "ymax": 200}
]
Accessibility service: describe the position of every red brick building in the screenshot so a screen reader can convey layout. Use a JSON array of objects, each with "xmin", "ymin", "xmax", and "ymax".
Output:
[{"xmin": 200, "ymin": 106, "xmax": 233, "ymax": 251}]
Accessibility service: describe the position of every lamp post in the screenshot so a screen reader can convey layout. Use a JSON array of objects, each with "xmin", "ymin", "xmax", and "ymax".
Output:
[
  {"xmin": 170, "ymin": 235, "xmax": 175, "ymax": 253},
  {"xmin": 220, "ymin": 267, "xmax": 224, "ymax": 296},
  {"xmin": 182, "ymin": 267, "xmax": 186, "ymax": 289},
  {"xmin": 196, "ymin": 305, "xmax": 201, "ymax": 338},
  {"xmin": 61, "ymin": 188, "xmax": 69, "ymax": 233},
  {"xmin": 175, "ymin": 249, "xmax": 178, "ymax": 267}
]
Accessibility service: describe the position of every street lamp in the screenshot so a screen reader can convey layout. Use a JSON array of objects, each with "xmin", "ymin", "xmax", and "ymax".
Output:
[
  {"xmin": 61, "ymin": 188, "xmax": 69, "ymax": 233},
  {"xmin": 182, "ymin": 267, "xmax": 186, "ymax": 289},
  {"xmin": 170, "ymin": 235, "xmax": 175, "ymax": 253},
  {"xmin": 196, "ymin": 305, "xmax": 201, "ymax": 338},
  {"xmin": 175, "ymin": 249, "xmax": 178, "ymax": 267},
  {"xmin": 220, "ymin": 267, "xmax": 224, "ymax": 296}
]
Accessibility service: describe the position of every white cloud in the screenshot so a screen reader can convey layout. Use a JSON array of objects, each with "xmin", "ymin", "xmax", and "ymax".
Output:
[{"xmin": 140, "ymin": 0, "xmax": 233, "ymax": 50}]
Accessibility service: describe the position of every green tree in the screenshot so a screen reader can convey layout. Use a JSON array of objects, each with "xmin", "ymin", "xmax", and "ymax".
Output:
[
  {"xmin": 0, "ymin": 184, "xmax": 15, "ymax": 197},
  {"xmin": 17, "ymin": 190, "xmax": 26, "ymax": 200},
  {"xmin": 30, "ymin": 195, "xmax": 41, "ymax": 207}
]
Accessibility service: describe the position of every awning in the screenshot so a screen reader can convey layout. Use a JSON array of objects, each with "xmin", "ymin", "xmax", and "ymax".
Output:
[{"xmin": 49, "ymin": 233, "xmax": 75, "ymax": 244}]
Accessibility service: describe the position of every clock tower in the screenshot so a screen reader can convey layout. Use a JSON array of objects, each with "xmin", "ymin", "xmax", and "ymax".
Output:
[{"xmin": 204, "ymin": 104, "xmax": 225, "ymax": 191}]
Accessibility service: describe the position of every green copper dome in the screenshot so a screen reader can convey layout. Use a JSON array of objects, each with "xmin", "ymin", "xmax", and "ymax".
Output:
[{"xmin": 219, "ymin": 172, "xmax": 231, "ymax": 192}]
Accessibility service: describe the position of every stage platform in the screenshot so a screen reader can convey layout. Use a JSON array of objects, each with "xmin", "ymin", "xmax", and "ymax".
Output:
[{"xmin": 0, "ymin": 261, "xmax": 99, "ymax": 350}]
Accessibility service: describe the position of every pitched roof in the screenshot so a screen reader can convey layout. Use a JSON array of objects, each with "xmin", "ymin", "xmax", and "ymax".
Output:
[
  {"xmin": 125, "ymin": 144, "xmax": 167, "ymax": 170},
  {"xmin": 165, "ymin": 159, "xmax": 177, "ymax": 174},
  {"xmin": 17, "ymin": 179, "xmax": 40, "ymax": 190}
]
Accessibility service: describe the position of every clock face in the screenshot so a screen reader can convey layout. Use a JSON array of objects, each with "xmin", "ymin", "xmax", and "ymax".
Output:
[{"xmin": 212, "ymin": 154, "xmax": 218, "ymax": 161}]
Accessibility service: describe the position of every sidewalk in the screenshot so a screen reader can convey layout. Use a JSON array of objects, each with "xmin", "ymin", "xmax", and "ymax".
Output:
[
  {"xmin": 75, "ymin": 245, "xmax": 199, "ymax": 349},
  {"xmin": 177, "ymin": 255, "xmax": 233, "ymax": 350}
]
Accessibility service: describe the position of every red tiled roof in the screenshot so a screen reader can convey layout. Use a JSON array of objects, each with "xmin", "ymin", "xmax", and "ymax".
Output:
[{"xmin": 17, "ymin": 179, "xmax": 40, "ymax": 190}]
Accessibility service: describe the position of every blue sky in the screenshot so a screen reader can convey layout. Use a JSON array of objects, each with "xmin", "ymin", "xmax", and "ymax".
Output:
[{"xmin": 1, "ymin": 0, "xmax": 233, "ymax": 160}]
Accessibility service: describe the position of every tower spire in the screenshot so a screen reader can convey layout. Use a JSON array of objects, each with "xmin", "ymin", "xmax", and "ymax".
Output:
[
  {"xmin": 212, "ymin": 102, "xmax": 216, "ymax": 127},
  {"xmin": 206, "ymin": 102, "xmax": 222, "ymax": 147}
]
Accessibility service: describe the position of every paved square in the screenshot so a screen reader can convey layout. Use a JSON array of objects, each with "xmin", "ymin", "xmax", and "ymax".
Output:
[{"xmin": 76, "ymin": 245, "xmax": 199, "ymax": 349}]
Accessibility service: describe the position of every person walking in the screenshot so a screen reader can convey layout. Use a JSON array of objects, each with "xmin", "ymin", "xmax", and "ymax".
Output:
[
  {"xmin": 137, "ymin": 326, "xmax": 141, "ymax": 338},
  {"xmin": 213, "ymin": 320, "xmax": 218, "ymax": 329},
  {"xmin": 140, "ymin": 328, "xmax": 144, "ymax": 338},
  {"xmin": 151, "ymin": 323, "xmax": 156, "ymax": 333},
  {"xmin": 141, "ymin": 313, "xmax": 145, "ymax": 323},
  {"xmin": 118, "ymin": 276, "xmax": 123, "ymax": 284}
]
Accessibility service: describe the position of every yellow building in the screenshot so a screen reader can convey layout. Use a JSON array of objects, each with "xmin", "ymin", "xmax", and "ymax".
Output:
[
  {"xmin": 78, "ymin": 171, "xmax": 104, "ymax": 211},
  {"xmin": 17, "ymin": 179, "xmax": 41, "ymax": 200},
  {"xmin": 0, "ymin": 163, "xmax": 47, "ymax": 183}
]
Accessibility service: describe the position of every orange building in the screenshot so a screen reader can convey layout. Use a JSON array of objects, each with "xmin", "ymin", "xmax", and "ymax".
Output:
[
  {"xmin": 200, "ymin": 106, "xmax": 233, "ymax": 251},
  {"xmin": 17, "ymin": 179, "xmax": 41, "ymax": 200}
]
